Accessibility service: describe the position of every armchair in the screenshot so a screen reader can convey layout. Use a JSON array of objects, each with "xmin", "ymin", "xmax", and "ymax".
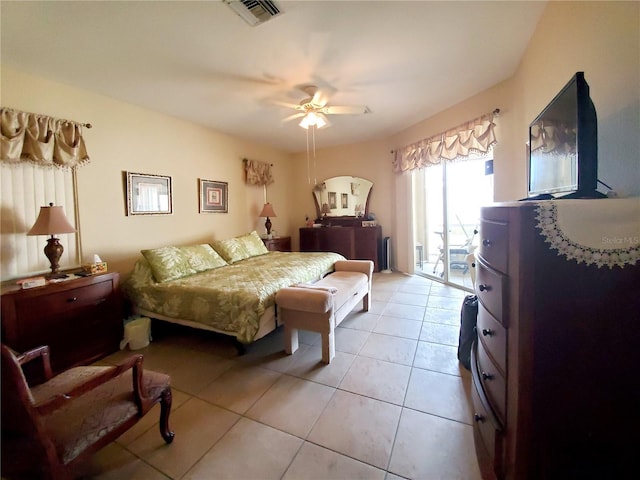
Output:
[{"xmin": 1, "ymin": 343, "xmax": 174, "ymax": 479}]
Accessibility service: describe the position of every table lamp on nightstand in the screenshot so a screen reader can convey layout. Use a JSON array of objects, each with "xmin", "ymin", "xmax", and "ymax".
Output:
[
  {"xmin": 27, "ymin": 202, "xmax": 76, "ymax": 279},
  {"xmin": 259, "ymin": 202, "xmax": 277, "ymax": 237}
]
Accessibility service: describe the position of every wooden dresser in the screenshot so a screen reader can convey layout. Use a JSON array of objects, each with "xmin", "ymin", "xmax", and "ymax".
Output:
[
  {"xmin": 472, "ymin": 202, "xmax": 638, "ymax": 479},
  {"xmin": 1, "ymin": 272, "xmax": 123, "ymax": 380},
  {"xmin": 299, "ymin": 225, "xmax": 382, "ymax": 271}
]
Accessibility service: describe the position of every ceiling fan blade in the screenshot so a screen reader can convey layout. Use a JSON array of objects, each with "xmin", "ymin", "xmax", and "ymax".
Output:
[
  {"xmin": 282, "ymin": 112, "xmax": 305, "ymax": 123},
  {"xmin": 322, "ymin": 105, "xmax": 371, "ymax": 115},
  {"xmin": 311, "ymin": 88, "xmax": 330, "ymax": 107},
  {"xmin": 269, "ymin": 99, "xmax": 305, "ymax": 110}
]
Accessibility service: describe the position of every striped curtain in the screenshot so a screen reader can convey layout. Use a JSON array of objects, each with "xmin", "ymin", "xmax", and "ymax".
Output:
[{"xmin": 0, "ymin": 163, "xmax": 79, "ymax": 280}]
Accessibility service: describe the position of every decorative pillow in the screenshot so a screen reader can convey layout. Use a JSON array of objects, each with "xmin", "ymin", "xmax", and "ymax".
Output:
[
  {"xmin": 211, "ymin": 231, "xmax": 269, "ymax": 263},
  {"xmin": 236, "ymin": 231, "xmax": 269, "ymax": 257},
  {"xmin": 141, "ymin": 244, "xmax": 227, "ymax": 282}
]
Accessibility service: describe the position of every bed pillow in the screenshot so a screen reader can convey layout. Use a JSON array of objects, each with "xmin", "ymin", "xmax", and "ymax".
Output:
[
  {"xmin": 142, "ymin": 244, "xmax": 228, "ymax": 282},
  {"xmin": 211, "ymin": 231, "xmax": 268, "ymax": 263},
  {"xmin": 236, "ymin": 231, "xmax": 269, "ymax": 257}
]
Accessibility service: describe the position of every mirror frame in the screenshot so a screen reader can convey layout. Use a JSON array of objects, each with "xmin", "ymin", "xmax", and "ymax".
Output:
[{"xmin": 312, "ymin": 176, "xmax": 373, "ymax": 219}]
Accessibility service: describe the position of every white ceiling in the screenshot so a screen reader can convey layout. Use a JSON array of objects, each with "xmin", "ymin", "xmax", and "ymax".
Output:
[{"xmin": 1, "ymin": 1, "xmax": 547, "ymax": 153}]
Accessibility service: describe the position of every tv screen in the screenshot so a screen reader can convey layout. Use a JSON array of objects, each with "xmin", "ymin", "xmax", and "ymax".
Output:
[{"xmin": 527, "ymin": 72, "xmax": 603, "ymax": 199}]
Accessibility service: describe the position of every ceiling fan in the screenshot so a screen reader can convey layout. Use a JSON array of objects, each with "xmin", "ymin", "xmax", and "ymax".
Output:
[{"xmin": 278, "ymin": 85, "xmax": 371, "ymax": 129}]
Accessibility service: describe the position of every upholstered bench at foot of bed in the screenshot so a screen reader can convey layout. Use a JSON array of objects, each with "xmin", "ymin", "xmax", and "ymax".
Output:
[{"xmin": 275, "ymin": 260, "xmax": 373, "ymax": 364}]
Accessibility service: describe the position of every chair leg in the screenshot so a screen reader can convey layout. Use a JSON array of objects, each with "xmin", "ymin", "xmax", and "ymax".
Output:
[{"xmin": 159, "ymin": 387, "xmax": 175, "ymax": 444}]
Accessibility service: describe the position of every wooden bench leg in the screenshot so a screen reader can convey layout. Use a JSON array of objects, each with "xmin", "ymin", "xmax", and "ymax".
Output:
[
  {"xmin": 284, "ymin": 323, "xmax": 299, "ymax": 355},
  {"xmin": 363, "ymin": 293, "xmax": 371, "ymax": 312},
  {"xmin": 321, "ymin": 329, "xmax": 335, "ymax": 364}
]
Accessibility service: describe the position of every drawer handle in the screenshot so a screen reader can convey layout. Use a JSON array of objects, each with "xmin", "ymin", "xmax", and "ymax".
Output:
[
  {"xmin": 67, "ymin": 297, "xmax": 78, "ymax": 302},
  {"xmin": 482, "ymin": 239, "xmax": 492, "ymax": 247},
  {"xmin": 478, "ymin": 284, "xmax": 491, "ymax": 292},
  {"xmin": 481, "ymin": 371, "xmax": 494, "ymax": 381},
  {"xmin": 481, "ymin": 328, "xmax": 494, "ymax": 337},
  {"xmin": 474, "ymin": 413, "xmax": 485, "ymax": 423}
]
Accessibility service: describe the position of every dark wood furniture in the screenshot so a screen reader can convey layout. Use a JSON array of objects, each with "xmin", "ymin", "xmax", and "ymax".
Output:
[
  {"xmin": 472, "ymin": 202, "xmax": 638, "ymax": 479},
  {"xmin": 1, "ymin": 343, "xmax": 174, "ymax": 479},
  {"xmin": 262, "ymin": 236, "xmax": 291, "ymax": 252},
  {"xmin": 299, "ymin": 225, "xmax": 382, "ymax": 271},
  {"xmin": 1, "ymin": 272, "xmax": 123, "ymax": 380}
]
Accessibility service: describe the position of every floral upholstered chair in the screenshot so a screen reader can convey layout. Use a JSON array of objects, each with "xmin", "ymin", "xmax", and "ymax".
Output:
[{"xmin": 1, "ymin": 343, "xmax": 174, "ymax": 479}]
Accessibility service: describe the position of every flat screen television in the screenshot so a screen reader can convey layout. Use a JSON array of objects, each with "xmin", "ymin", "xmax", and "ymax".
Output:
[{"xmin": 527, "ymin": 72, "xmax": 605, "ymax": 199}]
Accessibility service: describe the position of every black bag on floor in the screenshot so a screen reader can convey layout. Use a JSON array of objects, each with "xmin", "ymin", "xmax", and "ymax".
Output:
[{"xmin": 457, "ymin": 295, "xmax": 478, "ymax": 370}]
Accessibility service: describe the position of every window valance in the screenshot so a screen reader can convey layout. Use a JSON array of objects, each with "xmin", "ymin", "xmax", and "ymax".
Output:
[
  {"xmin": 1, "ymin": 107, "xmax": 90, "ymax": 169},
  {"xmin": 392, "ymin": 110, "xmax": 498, "ymax": 174},
  {"xmin": 530, "ymin": 120, "xmax": 575, "ymax": 156},
  {"xmin": 243, "ymin": 158, "xmax": 274, "ymax": 186}
]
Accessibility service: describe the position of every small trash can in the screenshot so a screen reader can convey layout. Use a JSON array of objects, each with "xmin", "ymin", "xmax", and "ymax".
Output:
[{"xmin": 120, "ymin": 317, "xmax": 151, "ymax": 350}]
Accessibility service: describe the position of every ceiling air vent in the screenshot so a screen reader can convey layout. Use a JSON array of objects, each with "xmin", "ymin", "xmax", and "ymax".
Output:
[{"xmin": 223, "ymin": 0, "xmax": 282, "ymax": 27}]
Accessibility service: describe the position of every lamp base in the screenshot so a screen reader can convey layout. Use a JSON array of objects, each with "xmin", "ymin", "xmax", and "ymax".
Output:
[
  {"xmin": 44, "ymin": 236, "xmax": 65, "ymax": 277},
  {"xmin": 264, "ymin": 217, "xmax": 272, "ymax": 235}
]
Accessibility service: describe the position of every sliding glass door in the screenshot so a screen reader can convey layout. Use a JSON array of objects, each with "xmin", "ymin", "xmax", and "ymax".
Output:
[{"xmin": 412, "ymin": 156, "xmax": 493, "ymax": 290}]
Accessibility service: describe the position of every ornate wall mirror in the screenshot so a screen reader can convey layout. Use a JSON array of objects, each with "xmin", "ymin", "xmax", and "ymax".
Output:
[{"xmin": 312, "ymin": 176, "xmax": 373, "ymax": 219}]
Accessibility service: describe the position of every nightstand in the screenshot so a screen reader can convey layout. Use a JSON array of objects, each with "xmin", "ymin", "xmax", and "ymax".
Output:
[
  {"xmin": 1, "ymin": 272, "xmax": 123, "ymax": 380},
  {"xmin": 262, "ymin": 236, "xmax": 291, "ymax": 252}
]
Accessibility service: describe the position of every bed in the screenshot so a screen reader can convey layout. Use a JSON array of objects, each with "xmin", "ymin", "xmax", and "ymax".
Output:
[{"xmin": 122, "ymin": 232, "xmax": 344, "ymax": 345}]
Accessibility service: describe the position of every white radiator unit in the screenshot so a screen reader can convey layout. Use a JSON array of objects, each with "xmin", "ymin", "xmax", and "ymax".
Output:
[
  {"xmin": 223, "ymin": 0, "xmax": 282, "ymax": 26},
  {"xmin": 381, "ymin": 236, "xmax": 392, "ymax": 274}
]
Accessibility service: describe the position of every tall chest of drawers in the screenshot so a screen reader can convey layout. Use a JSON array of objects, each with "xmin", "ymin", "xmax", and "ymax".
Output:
[
  {"xmin": 1, "ymin": 272, "xmax": 123, "ymax": 381},
  {"xmin": 472, "ymin": 202, "xmax": 639, "ymax": 480}
]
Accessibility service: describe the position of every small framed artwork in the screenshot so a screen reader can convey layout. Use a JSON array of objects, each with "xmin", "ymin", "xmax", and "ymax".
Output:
[
  {"xmin": 341, "ymin": 193, "xmax": 349, "ymax": 209},
  {"xmin": 328, "ymin": 191, "xmax": 337, "ymax": 210},
  {"xmin": 126, "ymin": 172, "xmax": 173, "ymax": 215},
  {"xmin": 199, "ymin": 179, "xmax": 228, "ymax": 213}
]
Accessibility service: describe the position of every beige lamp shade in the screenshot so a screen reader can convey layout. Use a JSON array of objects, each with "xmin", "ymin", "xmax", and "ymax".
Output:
[
  {"xmin": 27, "ymin": 203, "xmax": 76, "ymax": 278},
  {"xmin": 259, "ymin": 203, "xmax": 277, "ymax": 218},
  {"xmin": 259, "ymin": 203, "xmax": 276, "ymax": 236},
  {"xmin": 27, "ymin": 203, "xmax": 76, "ymax": 236}
]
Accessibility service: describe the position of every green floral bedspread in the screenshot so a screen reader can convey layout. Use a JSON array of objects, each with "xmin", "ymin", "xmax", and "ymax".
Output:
[{"xmin": 123, "ymin": 251, "xmax": 345, "ymax": 343}]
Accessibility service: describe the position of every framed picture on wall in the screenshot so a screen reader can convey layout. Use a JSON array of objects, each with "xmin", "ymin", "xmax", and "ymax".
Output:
[
  {"xmin": 341, "ymin": 193, "xmax": 348, "ymax": 209},
  {"xmin": 328, "ymin": 191, "xmax": 337, "ymax": 210},
  {"xmin": 199, "ymin": 179, "xmax": 228, "ymax": 213},
  {"xmin": 126, "ymin": 172, "xmax": 173, "ymax": 215}
]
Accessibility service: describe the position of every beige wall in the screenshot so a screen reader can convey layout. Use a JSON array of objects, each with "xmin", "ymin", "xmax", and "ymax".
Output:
[
  {"xmin": 2, "ymin": 1, "xmax": 637, "ymax": 279},
  {"xmin": 290, "ymin": 0, "xmax": 639, "ymax": 273},
  {"xmin": 1, "ymin": 68, "xmax": 292, "ymax": 277}
]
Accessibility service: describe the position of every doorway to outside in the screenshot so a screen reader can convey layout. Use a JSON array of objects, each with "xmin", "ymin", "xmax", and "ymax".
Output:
[{"xmin": 412, "ymin": 155, "xmax": 493, "ymax": 290}]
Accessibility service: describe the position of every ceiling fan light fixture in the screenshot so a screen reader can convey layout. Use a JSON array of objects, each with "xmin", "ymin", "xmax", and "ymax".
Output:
[{"xmin": 299, "ymin": 111, "xmax": 327, "ymax": 129}]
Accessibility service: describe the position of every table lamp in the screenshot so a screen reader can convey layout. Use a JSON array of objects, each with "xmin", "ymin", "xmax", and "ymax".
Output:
[
  {"xmin": 259, "ymin": 202, "xmax": 277, "ymax": 236},
  {"xmin": 321, "ymin": 203, "xmax": 331, "ymax": 218},
  {"xmin": 27, "ymin": 202, "xmax": 76, "ymax": 278}
]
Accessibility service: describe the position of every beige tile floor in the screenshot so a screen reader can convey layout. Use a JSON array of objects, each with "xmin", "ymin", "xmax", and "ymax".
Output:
[{"xmin": 77, "ymin": 272, "xmax": 482, "ymax": 480}]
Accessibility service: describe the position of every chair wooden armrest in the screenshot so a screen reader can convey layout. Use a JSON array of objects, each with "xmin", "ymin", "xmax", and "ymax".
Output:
[
  {"xmin": 15, "ymin": 344, "xmax": 53, "ymax": 381},
  {"xmin": 34, "ymin": 354, "xmax": 143, "ymax": 416}
]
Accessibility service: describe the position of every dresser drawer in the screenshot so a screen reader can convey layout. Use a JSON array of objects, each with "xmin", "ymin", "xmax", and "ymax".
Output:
[
  {"xmin": 476, "ymin": 339, "xmax": 506, "ymax": 423},
  {"xmin": 477, "ymin": 303, "xmax": 507, "ymax": 376},
  {"xmin": 471, "ymin": 342, "xmax": 503, "ymax": 478},
  {"xmin": 478, "ymin": 218, "xmax": 508, "ymax": 274},
  {"xmin": 14, "ymin": 280, "xmax": 114, "ymax": 323},
  {"xmin": 476, "ymin": 258, "xmax": 508, "ymax": 327}
]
